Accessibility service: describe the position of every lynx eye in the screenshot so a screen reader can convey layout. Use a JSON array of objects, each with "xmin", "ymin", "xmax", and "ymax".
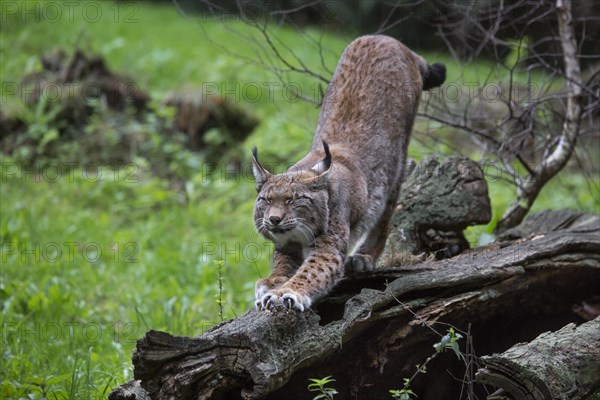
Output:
[
  {"xmin": 257, "ymin": 196, "xmax": 271, "ymax": 204},
  {"xmin": 295, "ymin": 195, "xmax": 312, "ymax": 204}
]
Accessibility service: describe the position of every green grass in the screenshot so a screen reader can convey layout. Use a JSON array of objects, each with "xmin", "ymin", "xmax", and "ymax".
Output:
[
  {"xmin": 0, "ymin": 3, "xmax": 298, "ymax": 396},
  {"xmin": 0, "ymin": 0, "xmax": 349, "ymax": 163},
  {"xmin": 0, "ymin": 1, "xmax": 598, "ymax": 399},
  {"xmin": 0, "ymin": 162, "xmax": 261, "ymax": 398}
]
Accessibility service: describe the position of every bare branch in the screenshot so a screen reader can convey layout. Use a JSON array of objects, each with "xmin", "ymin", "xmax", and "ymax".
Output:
[{"xmin": 495, "ymin": 0, "xmax": 584, "ymax": 233}]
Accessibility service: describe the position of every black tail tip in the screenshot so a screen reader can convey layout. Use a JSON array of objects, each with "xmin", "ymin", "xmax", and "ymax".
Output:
[{"xmin": 423, "ymin": 62, "xmax": 446, "ymax": 90}]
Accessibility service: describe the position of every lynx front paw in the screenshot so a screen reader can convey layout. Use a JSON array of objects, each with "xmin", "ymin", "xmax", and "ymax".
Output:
[
  {"xmin": 255, "ymin": 288, "xmax": 312, "ymax": 312},
  {"xmin": 255, "ymin": 276, "xmax": 290, "ymax": 302}
]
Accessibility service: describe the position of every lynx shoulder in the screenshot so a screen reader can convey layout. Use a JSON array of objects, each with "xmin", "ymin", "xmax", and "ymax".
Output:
[{"xmin": 252, "ymin": 35, "xmax": 446, "ymax": 311}]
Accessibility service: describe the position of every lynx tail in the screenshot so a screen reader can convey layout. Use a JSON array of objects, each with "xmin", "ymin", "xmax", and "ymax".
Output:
[{"xmin": 421, "ymin": 62, "xmax": 446, "ymax": 90}]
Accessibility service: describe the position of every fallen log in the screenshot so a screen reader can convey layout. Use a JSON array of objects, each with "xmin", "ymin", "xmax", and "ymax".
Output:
[
  {"xmin": 109, "ymin": 209, "xmax": 600, "ymax": 400},
  {"xmin": 476, "ymin": 316, "xmax": 600, "ymax": 400}
]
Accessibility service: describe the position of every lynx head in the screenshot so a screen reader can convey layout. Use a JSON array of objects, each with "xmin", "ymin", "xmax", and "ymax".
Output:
[{"xmin": 252, "ymin": 142, "xmax": 332, "ymax": 249}]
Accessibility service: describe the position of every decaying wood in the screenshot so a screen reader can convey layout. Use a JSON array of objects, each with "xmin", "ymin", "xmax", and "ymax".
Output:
[
  {"xmin": 380, "ymin": 155, "xmax": 491, "ymax": 265},
  {"xmin": 109, "ymin": 380, "xmax": 149, "ymax": 400},
  {"xmin": 476, "ymin": 317, "xmax": 600, "ymax": 400},
  {"xmin": 110, "ymin": 210, "xmax": 600, "ymax": 400}
]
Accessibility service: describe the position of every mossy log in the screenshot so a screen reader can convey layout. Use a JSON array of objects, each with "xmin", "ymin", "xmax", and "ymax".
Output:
[{"xmin": 109, "ymin": 209, "xmax": 599, "ymax": 400}]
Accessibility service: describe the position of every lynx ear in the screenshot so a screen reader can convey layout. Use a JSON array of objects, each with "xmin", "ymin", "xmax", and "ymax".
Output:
[
  {"xmin": 311, "ymin": 140, "xmax": 332, "ymax": 174},
  {"xmin": 252, "ymin": 146, "xmax": 272, "ymax": 191},
  {"xmin": 307, "ymin": 141, "xmax": 332, "ymax": 188}
]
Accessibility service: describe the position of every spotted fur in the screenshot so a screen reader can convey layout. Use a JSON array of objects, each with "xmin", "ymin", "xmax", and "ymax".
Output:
[{"xmin": 252, "ymin": 35, "xmax": 446, "ymax": 311}]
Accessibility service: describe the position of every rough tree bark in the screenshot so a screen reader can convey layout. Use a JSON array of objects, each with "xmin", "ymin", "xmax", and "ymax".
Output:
[
  {"xmin": 109, "ymin": 156, "xmax": 600, "ymax": 400},
  {"xmin": 476, "ymin": 317, "xmax": 600, "ymax": 400},
  {"xmin": 380, "ymin": 155, "xmax": 491, "ymax": 265}
]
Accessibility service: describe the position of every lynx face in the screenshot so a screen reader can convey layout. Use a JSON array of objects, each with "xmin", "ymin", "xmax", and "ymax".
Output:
[{"xmin": 253, "ymin": 176, "xmax": 329, "ymax": 251}]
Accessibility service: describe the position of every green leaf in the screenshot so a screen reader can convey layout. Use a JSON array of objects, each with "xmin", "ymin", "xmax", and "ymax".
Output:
[
  {"xmin": 38, "ymin": 128, "xmax": 59, "ymax": 150},
  {"xmin": 449, "ymin": 342, "xmax": 461, "ymax": 359},
  {"xmin": 28, "ymin": 376, "xmax": 47, "ymax": 386},
  {"xmin": 44, "ymin": 374, "xmax": 71, "ymax": 385}
]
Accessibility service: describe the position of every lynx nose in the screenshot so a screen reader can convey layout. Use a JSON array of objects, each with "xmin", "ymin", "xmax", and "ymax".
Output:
[{"xmin": 269, "ymin": 216, "xmax": 282, "ymax": 226}]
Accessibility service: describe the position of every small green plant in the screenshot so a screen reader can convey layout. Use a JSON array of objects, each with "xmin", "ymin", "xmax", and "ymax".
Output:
[
  {"xmin": 389, "ymin": 327, "xmax": 464, "ymax": 399},
  {"xmin": 214, "ymin": 260, "xmax": 225, "ymax": 321},
  {"xmin": 389, "ymin": 379, "xmax": 417, "ymax": 400},
  {"xmin": 433, "ymin": 327, "xmax": 463, "ymax": 359},
  {"xmin": 308, "ymin": 376, "xmax": 338, "ymax": 400}
]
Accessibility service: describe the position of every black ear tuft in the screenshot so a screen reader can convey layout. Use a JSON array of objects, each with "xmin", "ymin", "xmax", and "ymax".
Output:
[
  {"xmin": 322, "ymin": 140, "xmax": 331, "ymax": 170},
  {"xmin": 251, "ymin": 146, "xmax": 272, "ymax": 191}
]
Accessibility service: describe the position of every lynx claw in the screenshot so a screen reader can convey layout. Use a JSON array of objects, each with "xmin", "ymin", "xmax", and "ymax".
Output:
[
  {"xmin": 255, "ymin": 277, "xmax": 291, "ymax": 309},
  {"xmin": 282, "ymin": 296, "xmax": 295, "ymax": 310},
  {"xmin": 281, "ymin": 292, "xmax": 310, "ymax": 311},
  {"xmin": 255, "ymin": 293, "xmax": 275, "ymax": 311},
  {"xmin": 255, "ymin": 290, "xmax": 311, "ymax": 312},
  {"xmin": 255, "ymin": 296, "xmax": 267, "ymax": 311}
]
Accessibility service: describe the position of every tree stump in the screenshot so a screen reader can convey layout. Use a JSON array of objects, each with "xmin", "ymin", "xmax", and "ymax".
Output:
[{"xmin": 380, "ymin": 156, "xmax": 491, "ymax": 265}]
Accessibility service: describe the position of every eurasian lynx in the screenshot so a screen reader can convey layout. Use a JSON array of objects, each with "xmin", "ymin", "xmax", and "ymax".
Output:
[{"xmin": 252, "ymin": 35, "xmax": 446, "ymax": 311}]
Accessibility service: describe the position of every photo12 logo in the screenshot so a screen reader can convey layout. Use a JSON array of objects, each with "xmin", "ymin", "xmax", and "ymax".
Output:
[
  {"xmin": 201, "ymin": 241, "xmax": 273, "ymax": 264},
  {"xmin": 1, "ymin": 162, "xmax": 139, "ymax": 184},
  {"xmin": 1, "ymin": 321, "xmax": 141, "ymax": 345},
  {"xmin": 1, "ymin": 1, "xmax": 139, "ymax": 24},
  {"xmin": 1, "ymin": 80, "xmax": 142, "ymax": 104},
  {"xmin": 1, "ymin": 241, "xmax": 139, "ymax": 264},
  {"xmin": 200, "ymin": 81, "xmax": 322, "ymax": 104}
]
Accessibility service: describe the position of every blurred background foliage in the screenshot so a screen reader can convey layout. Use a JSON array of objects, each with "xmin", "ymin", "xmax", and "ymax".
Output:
[{"xmin": 0, "ymin": 0, "xmax": 598, "ymax": 398}]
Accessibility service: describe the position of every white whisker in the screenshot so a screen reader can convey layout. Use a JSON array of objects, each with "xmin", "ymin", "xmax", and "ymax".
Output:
[{"xmin": 296, "ymin": 221, "xmax": 316, "ymax": 245}]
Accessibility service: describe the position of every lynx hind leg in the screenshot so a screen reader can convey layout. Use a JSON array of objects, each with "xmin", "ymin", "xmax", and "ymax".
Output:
[
  {"xmin": 347, "ymin": 201, "xmax": 397, "ymax": 273},
  {"xmin": 345, "ymin": 232, "xmax": 374, "ymax": 273}
]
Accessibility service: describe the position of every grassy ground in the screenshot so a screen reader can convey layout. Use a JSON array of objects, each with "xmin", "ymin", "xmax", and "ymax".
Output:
[
  {"xmin": 0, "ymin": 2, "xmax": 332, "ymax": 398},
  {"xmin": 0, "ymin": 1, "xmax": 598, "ymax": 399}
]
